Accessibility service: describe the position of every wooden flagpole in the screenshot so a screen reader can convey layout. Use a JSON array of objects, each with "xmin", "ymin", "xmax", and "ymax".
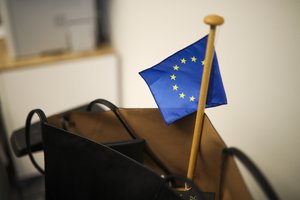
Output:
[{"xmin": 187, "ymin": 15, "xmax": 224, "ymax": 180}]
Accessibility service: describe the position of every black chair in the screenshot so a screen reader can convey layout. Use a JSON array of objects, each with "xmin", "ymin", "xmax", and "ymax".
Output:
[{"xmin": 0, "ymin": 102, "xmax": 45, "ymax": 200}]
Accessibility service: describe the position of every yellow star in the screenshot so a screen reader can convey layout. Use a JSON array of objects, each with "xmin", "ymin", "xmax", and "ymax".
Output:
[
  {"xmin": 172, "ymin": 85, "xmax": 178, "ymax": 91},
  {"xmin": 189, "ymin": 96, "xmax": 195, "ymax": 101},
  {"xmin": 181, "ymin": 58, "xmax": 186, "ymax": 64},
  {"xmin": 191, "ymin": 56, "xmax": 197, "ymax": 62},
  {"xmin": 179, "ymin": 92, "xmax": 185, "ymax": 99},
  {"xmin": 189, "ymin": 196, "xmax": 197, "ymax": 200},
  {"xmin": 201, "ymin": 60, "xmax": 205, "ymax": 66},
  {"xmin": 173, "ymin": 65, "xmax": 179, "ymax": 70},
  {"xmin": 170, "ymin": 74, "xmax": 176, "ymax": 80}
]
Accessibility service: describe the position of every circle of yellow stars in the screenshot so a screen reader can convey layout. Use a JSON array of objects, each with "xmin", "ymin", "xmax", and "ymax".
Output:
[{"xmin": 170, "ymin": 56, "xmax": 205, "ymax": 102}]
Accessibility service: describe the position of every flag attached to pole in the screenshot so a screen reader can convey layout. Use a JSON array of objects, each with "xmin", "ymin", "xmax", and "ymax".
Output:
[{"xmin": 139, "ymin": 35, "xmax": 227, "ymax": 125}]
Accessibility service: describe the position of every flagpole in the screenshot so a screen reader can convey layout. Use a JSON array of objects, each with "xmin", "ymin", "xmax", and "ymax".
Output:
[{"xmin": 187, "ymin": 15, "xmax": 224, "ymax": 180}]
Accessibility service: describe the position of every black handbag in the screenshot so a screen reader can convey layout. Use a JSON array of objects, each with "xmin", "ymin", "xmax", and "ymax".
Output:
[
  {"xmin": 20, "ymin": 99, "xmax": 278, "ymax": 200},
  {"xmin": 25, "ymin": 105, "xmax": 213, "ymax": 200}
]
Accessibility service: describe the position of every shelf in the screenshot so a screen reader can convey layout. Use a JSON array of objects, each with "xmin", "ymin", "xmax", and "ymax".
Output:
[{"xmin": 0, "ymin": 39, "xmax": 115, "ymax": 71}]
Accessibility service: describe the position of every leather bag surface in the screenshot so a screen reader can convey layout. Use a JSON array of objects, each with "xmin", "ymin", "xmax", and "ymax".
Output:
[
  {"xmin": 47, "ymin": 107, "xmax": 252, "ymax": 199},
  {"xmin": 22, "ymin": 99, "xmax": 279, "ymax": 200}
]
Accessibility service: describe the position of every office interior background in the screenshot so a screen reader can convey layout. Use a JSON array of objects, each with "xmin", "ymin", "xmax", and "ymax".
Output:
[{"xmin": 0, "ymin": 0, "xmax": 299, "ymax": 199}]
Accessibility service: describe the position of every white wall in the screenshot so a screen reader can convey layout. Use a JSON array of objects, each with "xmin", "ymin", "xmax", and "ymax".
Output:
[{"xmin": 110, "ymin": 0, "xmax": 300, "ymax": 199}]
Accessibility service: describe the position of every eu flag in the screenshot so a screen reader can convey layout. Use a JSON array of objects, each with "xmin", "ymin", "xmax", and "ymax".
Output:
[{"xmin": 139, "ymin": 35, "xmax": 227, "ymax": 125}]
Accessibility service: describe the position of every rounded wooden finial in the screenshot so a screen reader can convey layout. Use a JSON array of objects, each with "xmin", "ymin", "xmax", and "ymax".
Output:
[{"xmin": 204, "ymin": 15, "xmax": 224, "ymax": 26}]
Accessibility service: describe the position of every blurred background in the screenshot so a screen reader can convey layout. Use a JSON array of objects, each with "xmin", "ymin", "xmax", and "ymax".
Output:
[{"xmin": 0, "ymin": 0, "xmax": 299, "ymax": 199}]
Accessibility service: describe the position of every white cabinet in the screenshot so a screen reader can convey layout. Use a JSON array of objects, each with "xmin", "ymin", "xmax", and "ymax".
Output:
[{"xmin": 0, "ymin": 54, "xmax": 119, "ymax": 177}]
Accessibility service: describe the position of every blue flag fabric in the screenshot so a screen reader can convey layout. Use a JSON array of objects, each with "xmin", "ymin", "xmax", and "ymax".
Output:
[{"xmin": 139, "ymin": 35, "xmax": 227, "ymax": 125}]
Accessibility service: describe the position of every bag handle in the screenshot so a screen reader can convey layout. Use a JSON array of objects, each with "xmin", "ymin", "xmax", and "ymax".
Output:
[
  {"xmin": 86, "ymin": 99, "xmax": 171, "ymax": 175},
  {"xmin": 25, "ymin": 109, "xmax": 47, "ymax": 175},
  {"xmin": 87, "ymin": 99, "xmax": 136, "ymax": 139},
  {"xmin": 221, "ymin": 147, "xmax": 279, "ymax": 200}
]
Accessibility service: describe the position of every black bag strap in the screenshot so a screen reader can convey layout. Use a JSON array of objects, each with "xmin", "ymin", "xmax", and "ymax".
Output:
[
  {"xmin": 86, "ymin": 99, "xmax": 171, "ymax": 175},
  {"xmin": 25, "ymin": 109, "xmax": 47, "ymax": 175},
  {"xmin": 87, "ymin": 99, "xmax": 136, "ymax": 139},
  {"xmin": 220, "ymin": 147, "xmax": 279, "ymax": 200}
]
